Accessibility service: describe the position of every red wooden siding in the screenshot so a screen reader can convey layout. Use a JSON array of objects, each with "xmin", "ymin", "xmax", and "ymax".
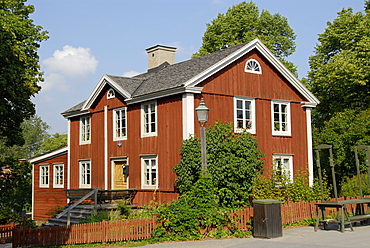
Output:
[
  {"xmin": 33, "ymin": 154, "xmax": 68, "ymax": 221},
  {"xmin": 68, "ymin": 86, "xmax": 183, "ymax": 204},
  {"xmin": 194, "ymin": 50, "xmax": 309, "ymax": 177},
  {"xmin": 199, "ymin": 50, "xmax": 307, "ymax": 103}
]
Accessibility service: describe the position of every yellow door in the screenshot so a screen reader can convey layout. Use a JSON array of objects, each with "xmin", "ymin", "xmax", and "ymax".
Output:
[{"xmin": 113, "ymin": 160, "xmax": 128, "ymax": 189}]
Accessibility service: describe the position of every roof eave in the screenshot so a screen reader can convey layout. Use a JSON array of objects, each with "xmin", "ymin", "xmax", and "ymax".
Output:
[
  {"xmin": 61, "ymin": 109, "xmax": 90, "ymax": 119},
  {"xmin": 126, "ymin": 86, "xmax": 202, "ymax": 105},
  {"xmin": 29, "ymin": 146, "xmax": 68, "ymax": 164}
]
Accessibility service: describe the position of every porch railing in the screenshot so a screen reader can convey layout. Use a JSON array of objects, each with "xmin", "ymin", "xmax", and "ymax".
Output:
[{"xmin": 56, "ymin": 188, "xmax": 99, "ymax": 226}]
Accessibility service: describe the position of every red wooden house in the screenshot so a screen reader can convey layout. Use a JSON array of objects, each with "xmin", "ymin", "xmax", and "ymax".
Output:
[{"xmin": 30, "ymin": 39, "xmax": 319, "ymax": 221}]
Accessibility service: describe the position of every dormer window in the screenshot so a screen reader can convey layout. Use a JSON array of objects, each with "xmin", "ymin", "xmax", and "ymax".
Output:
[
  {"xmin": 245, "ymin": 59, "xmax": 262, "ymax": 74},
  {"xmin": 107, "ymin": 88, "xmax": 115, "ymax": 99}
]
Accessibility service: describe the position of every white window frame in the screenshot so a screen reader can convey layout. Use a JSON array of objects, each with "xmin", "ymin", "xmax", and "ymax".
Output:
[
  {"xmin": 271, "ymin": 100, "xmax": 291, "ymax": 136},
  {"xmin": 244, "ymin": 59, "xmax": 262, "ymax": 74},
  {"xmin": 141, "ymin": 101, "xmax": 157, "ymax": 137},
  {"xmin": 80, "ymin": 115, "xmax": 91, "ymax": 144},
  {"xmin": 234, "ymin": 96, "xmax": 256, "ymax": 134},
  {"xmin": 113, "ymin": 107, "xmax": 127, "ymax": 141},
  {"xmin": 107, "ymin": 88, "xmax": 115, "ymax": 99},
  {"xmin": 39, "ymin": 164, "xmax": 49, "ymax": 188},
  {"xmin": 53, "ymin": 163, "xmax": 64, "ymax": 188},
  {"xmin": 273, "ymin": 154, "xmax": 293, "ymax": 182},
  {"xmin": 141, "ymin": 155, "xmax": 158, "ymax": 189},
  {"xmin": 79, "ymin": 160, "xmax": 91, "ymax": 188}
]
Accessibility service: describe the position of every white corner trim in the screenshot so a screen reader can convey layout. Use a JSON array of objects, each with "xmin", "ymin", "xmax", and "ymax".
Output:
[
  {"xmin": 182, "ymin": 93, "xmax": 195, "ymax": 139},
  {"xmin": 104, "ymin": 106, "xmax": 108, "ymax": 190},
  {"xmin": 67, "ymin": 120, "xmax": 71, "ymax": 190},
  {"xmin": 31, "ymin": 163, "xmax": 34, "ymax": 220},
  {"xmin": 304, "ymin": 106, "xmax": 314, "ymax": 186}
]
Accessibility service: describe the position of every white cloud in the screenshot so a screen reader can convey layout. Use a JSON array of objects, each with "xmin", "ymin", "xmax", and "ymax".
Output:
[
  {"xmin": 43, "ymin": 45, "xmax": 98, "ymax": 79},
  {"xmin": 122, "ymin": 70, "xmax": 140, "ymax": 78}
]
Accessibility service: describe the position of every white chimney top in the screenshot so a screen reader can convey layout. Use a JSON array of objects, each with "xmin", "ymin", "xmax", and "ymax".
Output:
[{"xmin": 146, "ymin": 45, "xmax": 176, "ymax": 71}]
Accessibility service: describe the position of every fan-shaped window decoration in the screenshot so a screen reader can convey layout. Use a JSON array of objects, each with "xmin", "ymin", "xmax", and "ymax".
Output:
[
  {"xmin": 244, "ymin": 59, "xmax": 262, "ymax": 74},
  {"xmin": 107, "ymin": 88, "xmax": 115, "ymax": 99}
]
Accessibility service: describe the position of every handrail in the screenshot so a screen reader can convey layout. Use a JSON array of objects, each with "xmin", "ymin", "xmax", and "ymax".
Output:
[{"xmin": 56, "ymin": 188, "xmax": 99, "ymax": 225}]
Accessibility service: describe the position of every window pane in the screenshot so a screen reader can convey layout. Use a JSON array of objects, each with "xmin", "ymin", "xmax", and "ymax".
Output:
[
  {"xmin": 245, "ymin": 101, "xmax": 251, "ymax": 110},
  {"xmin": 236, "ymin": 100, "xmax": 242, "ymax": 109}
]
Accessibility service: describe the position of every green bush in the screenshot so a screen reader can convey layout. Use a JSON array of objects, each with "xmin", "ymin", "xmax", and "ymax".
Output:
[
  {"xmin": 251, "ymin": 170, "xmax": 331, "ymax": 203},
  {"xmin": 117, "ymin": 200, "xmax": 131, "ymax": 218},
  {"xmin": 341, "ymin": 173, "xmax": 370, "ymax": 197},
  {"xmin": 152, "ymin": 178, "xmax": 248, "ymax": 241},
  {"xmin": 174, "ymin": 122, "xmax": 264, "ymax": 208}
]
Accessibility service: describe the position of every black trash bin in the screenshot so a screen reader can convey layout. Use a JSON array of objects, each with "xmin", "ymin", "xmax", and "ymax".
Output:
[{"xmin": 253, "ymin": 199, "xmax": 282, "ymax": 238}]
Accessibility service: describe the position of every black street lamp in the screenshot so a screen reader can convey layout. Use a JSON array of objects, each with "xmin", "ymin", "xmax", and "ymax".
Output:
[{"xmin": 195, "ymin": 99, "xmax": 209, "ymax": 176}]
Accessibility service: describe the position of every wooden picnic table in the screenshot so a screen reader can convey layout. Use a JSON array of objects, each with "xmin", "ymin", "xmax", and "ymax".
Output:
[{"xmin": 315, "ymin": 198, "xmax": 370, "ymax": 232}]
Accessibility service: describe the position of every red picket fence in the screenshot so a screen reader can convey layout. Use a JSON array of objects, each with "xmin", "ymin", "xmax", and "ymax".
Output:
[
  {"xmin": 13, "ymin": 197, "xmax": 365, "ymax": 247},
  {"xmin": 0, "ymin": 223, "xmax": 16, "ymax": 244},
  {"xmin": 13, "ymin": 217, "xmax": 156, "ymax": 247}
]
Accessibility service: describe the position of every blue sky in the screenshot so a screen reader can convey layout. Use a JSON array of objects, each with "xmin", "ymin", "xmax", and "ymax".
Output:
[{"xmin": 27, "ymin": 0, "xmax": 365, "ymax": 134}]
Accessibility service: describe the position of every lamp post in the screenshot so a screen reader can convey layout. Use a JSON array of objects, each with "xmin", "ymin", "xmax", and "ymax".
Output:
[{"xmin": 195, "ymin": 99, "xmax": 209, "ymax": 177}]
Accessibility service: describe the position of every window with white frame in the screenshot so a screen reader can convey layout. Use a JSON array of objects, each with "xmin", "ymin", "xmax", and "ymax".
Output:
[
  {"xmin": 141, "ymin": 156, "xmax": 157, "ymax": 189},
  {"xmin": 244, "ymin": 59, "xmax": 262, "ymax": 74},
  {"xmin": 234, "ymin": 97, "xmax": 256, "ymax": 134},
  {"xmin": 141, "ymin": 101, "xmax": 157, "ymax": 137},
  {"xmin": 80, "ymin": 115, "xmax": 91, "ymax": 144},
  {"xmin": 271, "ymin": 100, "xmax": 291, "ymax": 136},
  {"xmin": 273, "ymin": 154, "xmax": 293, "ymax": 182},
  {"xmin": 113, "ymin": 108, "xmax": 127, "ymax": 140},
  {"xmin": 53, "ymin": 163, "xmax": 64, "ymax": 188},
  {"xmin": 79, "ymin": 160, "xmax": 91, "ymax": 188},
  {"xmin": 39, "ymin": 164, "xmax": 49, "ymax": 188}
]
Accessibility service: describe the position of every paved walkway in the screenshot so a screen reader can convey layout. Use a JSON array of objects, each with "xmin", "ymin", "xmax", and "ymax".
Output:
[
  {"xmin": 142, "ymin": 224, "xmax": 370, "ymax": 248},
  {"xmin": 1, "ymin": 224, "xmax": 369, "ymax": 248}
]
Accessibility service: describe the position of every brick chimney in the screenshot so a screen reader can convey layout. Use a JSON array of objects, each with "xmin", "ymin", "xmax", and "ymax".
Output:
[{"xmin": 146, "ymin": 45, "xmax": 176, "ymax": 71}]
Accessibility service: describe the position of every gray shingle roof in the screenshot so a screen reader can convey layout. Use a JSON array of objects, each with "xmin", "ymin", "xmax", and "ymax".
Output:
[
  {"xmin": 62, "ymin": 43, "xmax": 246, "ymax": 116},
  {"xmin": 105, "ymin": 75, "xmax": 143, "ymax": 96},
  {"xmin": 132, "ymin": 44, "xmax": 245, "ymax": 97},
  {"xmin": 61, "ymin": 100, "xmax": 86, "ymax": 115}
]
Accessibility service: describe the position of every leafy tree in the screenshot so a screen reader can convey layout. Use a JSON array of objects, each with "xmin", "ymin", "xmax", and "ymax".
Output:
[
  {"xmin": 0, "ymin": 158, "xmax": 32, "ymax": 224},
  {"xmin": 0, "ymin": 115, "xmax": 50, "ymax": 160},
  {"xmin": 19, "ymin": 115, "xmax": 50, "ymax": 158},
  {"xmin": 308, "ymin": 5, "xmax": 370, "ymax": 126},
  {"xmin": 0, "ymin": 0, "xmax": 48, "ymax": 146},
  {"xmin": 38, "ymin": 133, "xmax": 67, "ymax": 155},
  {"xmin": 174, "ymin": 122, "xmax": 264, "ymax": 208},
  {"xmin": 193, "ymin": 1, "xmax": 297, "ymax": 74},
  {"xmin": 314, "ymin": 109, "xmax": 370, "ymax": 182}
]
